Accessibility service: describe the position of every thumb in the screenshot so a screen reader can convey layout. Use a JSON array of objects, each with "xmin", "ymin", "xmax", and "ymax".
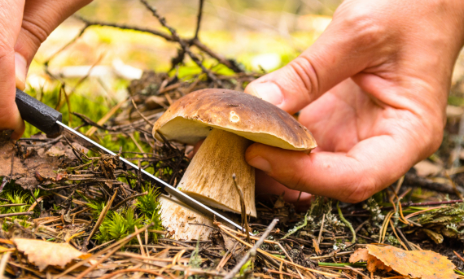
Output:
[
  {"xmin": 14, "ymin": 0, "xmax": 92, "ymax": 85},
  {"xmin": 245, "ymin": 11, "xmax": 391, "ymax": 114}
]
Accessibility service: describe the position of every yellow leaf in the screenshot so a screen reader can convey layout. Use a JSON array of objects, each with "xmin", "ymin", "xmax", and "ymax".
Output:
[
  {"xmin": 349, "ymin": 248, "xmax": 369, "ymax": 263},
  {"xmin": 366, "ymin": 244, "xmax": 457, "ymax": 279},
  {"xmin": 350, "ymin": 247, "xmax": 391, "ymax": 273},
  {"xmin": 13, "ymin": 238, "xmax": 90, "ymax": 271}
]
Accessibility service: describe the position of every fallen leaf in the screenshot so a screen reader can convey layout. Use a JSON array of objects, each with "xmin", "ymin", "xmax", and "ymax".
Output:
[
  {"xmin": 349, "ymin": 248, "xmax": 368, "ymax": 263},
  {"xmin": 349, "ymin": 248, "xmax": 391, "ymax": 273},
  {"xmin": 0, "ymin": 139, "xmax": 81, "ymax": 189},
  {"xmin": 366, "ymin": 245, "xmax": 457, "ymax": 279},
  {"xmin": 13, "ymin": 238, "xmax": 90, "ymax": 271}
]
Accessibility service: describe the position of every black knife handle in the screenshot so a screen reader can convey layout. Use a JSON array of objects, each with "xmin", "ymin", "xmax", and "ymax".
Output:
[{"xmin": 15, "ymin": 88, "xmax": 63, "ymax": 136}]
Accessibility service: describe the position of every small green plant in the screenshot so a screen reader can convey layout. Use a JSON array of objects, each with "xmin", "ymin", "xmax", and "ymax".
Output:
[
  {"xmin": 136, "ymin": 186, "xmax": 163, "ymax": 241},
  {"xmin": 87, "ymin": 185, "xmax": 164, "ymax": 244},
  {"xmin": 95, "ymin": 208, "xmax": 142, "ymax": 243},
  {"xmin": 0, "ymin": 180, "xmax": 40, "ymax": 231},
  {"xmin": 188, "ymin": 239, "xmax": 202, "ymax": 279}
]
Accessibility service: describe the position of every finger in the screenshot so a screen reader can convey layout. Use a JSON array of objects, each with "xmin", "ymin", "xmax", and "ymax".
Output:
[
  {"xmin": 246, "ymin": 134, "xmax": 420, "ymax": 203},
  {"xmin": 245, "ymin": 7, "xmax": 394, "ymax": 114},
  {"xmin": 0, "ymin": 0, "xmax": 26, "ymax": 138},
  {"xmin": 255, "ymin": 169, "xmax": 313, "ymax": 206},
  {"xmin": 14, "ymin": 0, "xmax": 92, "ymax": 85}
]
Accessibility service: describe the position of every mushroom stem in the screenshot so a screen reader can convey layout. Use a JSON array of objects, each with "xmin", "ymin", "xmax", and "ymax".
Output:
[
  {"xmin": 159, "ymin": 196, "xmax": 213, "ymax": 240},
  {"xmin": 178, "ymin": 129, "xmax": 256, "ymax": 217}
]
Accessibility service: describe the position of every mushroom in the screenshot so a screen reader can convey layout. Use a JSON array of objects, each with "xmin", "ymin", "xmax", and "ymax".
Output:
[
  {"xmin": 159, "ymin": 195, "xmax": 213, "ymax": 240},
  {"xmin": 152, "ymin": 89, "xmax": 316, "ymax": 233}
]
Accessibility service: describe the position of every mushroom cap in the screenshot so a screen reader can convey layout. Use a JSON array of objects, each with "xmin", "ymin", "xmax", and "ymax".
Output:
[{"xmin": 152, "ymin": 89, "xmax": 317, "ymax": 151}]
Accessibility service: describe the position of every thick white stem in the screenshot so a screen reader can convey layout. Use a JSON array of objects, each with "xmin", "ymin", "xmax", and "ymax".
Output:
[
  {"xmin": 159, "ymin": 196, "xmax": 213, "ymax": 240},
  {"xmin": 178, "ymin": 129, "xmax": 256, "ymax": 217}
]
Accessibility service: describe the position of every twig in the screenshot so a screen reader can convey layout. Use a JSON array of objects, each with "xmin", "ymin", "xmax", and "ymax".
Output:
[
  {"xmin": 73, "ymin": 15, "xmax": 242, "ymax": 73},
  {"xmin": 193, "ymin": 0, "xmax": 204, "ymax": 40},
  {"xmin": 217, "ymin": 223, "xmax": 337, "ymax": 277},
  {"xmin": 0, "ymin": 203, "xmax": 26, "ymax": 208},
  {"xmin": 85, "ymin": 189, "xmax": 118, "ymax": 249},
  {"xmin": 140, "ymin": 0, "xmax": 222, "ymax": 86},
  {"xmin": 58, "ymin": 223, "xmax": 153, "ymax": 278},
  {"xmin": 396, "ymin": 226, "xmax": 413, "ymax": 251},
  {"xmin": 224, "ymin": 219, "xmax": 279, "ymax": 279},
  {"xmin": 446, "ymin": 172, "xmax": 464, "ymax": 200},
  {"xmin": 111, "ymin": 191, "xmax": 147, "ymax": 210},
  {"xmin": 0, "ymin": 212, "xmax": 33, "ymax": 218},
  {"xmin": 337, "ymin": 201, "xmax": 356, "ymax": 243},
  {"xmin": 389, "ymin": 219, "xmax": 408, "ymax": 251},
  {"xmin": 44, "ymin": 23, "xmax": 89, "ymax": 65},
  {"xmin": 232, "ymin": 173, "xmax": 250, "ymax": 242},
  {"xmin": 0, "ymin": 252, "xmax": 11, "ymax": 279},
  {"xmin": 350, "ymin": 199, "xmax": 464, "ymax": 215},
  {"xmin": 86, "ymin": 98, "xmax": 127, "ymax": 136},
  {"xmin": 317, "ymin": 214, "xmax": 326, "ymax": 245},
  {"xmin": 282, "ymin": 212, "xmax": 308, "ymax": 239},
  {"xmin": 404, "ymin": 173, "xmax": 464, "ymax": 194},
  {"xmin": 131, "ymin": 98, "xmax": 154, "ymax": 126},
  {"xmin": 265, "ymin": 268, "xmax": 300, "ymax": 278},
  {"xmin": 87, "ymin": 239, "xmax": 115, "ymax": 253},
  {"xmin": 454, "ymin": 251, "xmax": 464, "ymax": 264},
  {"xmin": 99, "ymin": 268, "xmax": 164, "ymax": 279}
]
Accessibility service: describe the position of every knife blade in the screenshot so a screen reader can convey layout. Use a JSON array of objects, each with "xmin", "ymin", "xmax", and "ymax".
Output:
[{"xmin": 15, "ymin": 88, "xmax": 242, "ymax": 231}]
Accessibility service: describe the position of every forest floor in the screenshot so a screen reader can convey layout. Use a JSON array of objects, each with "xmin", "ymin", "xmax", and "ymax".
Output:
[{"xmin": 2, "ymin": 0, "xmax": 464, "ymax": 278}]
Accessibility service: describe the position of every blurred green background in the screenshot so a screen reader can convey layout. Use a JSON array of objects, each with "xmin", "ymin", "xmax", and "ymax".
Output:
[
  {"xmin": 25, "ymin": 0, "xmax": 464, "ymax": 131},
  {"xmin": 29, "ymin": 0, "xmax": 340, "ymax": 92}
]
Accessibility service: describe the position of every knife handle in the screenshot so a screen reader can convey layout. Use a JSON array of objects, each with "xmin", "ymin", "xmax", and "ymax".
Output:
[{"xmin": 15, "ymin": 88, "xmax": 63, "ymax": 136}]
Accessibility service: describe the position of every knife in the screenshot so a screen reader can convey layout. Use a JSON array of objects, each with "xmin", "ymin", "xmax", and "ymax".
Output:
[{"xmin": 15, "ymin": 88, "xmax": 243, "ymax": 231}]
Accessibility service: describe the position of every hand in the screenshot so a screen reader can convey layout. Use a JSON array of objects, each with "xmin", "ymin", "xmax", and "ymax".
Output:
[
  {"xmin": 245, "ymin": 0, "xmax": 464, "ymax": 203},
  {"xmin": 0, "ymin": 0, "xmax": 91, "ymax": 139}
]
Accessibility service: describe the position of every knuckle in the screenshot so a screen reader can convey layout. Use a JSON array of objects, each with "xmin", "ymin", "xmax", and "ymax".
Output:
[
  {"xmin": 286, "ymin": 56, "xmax": 318, "ymax": 96},
  {"xmin": 21, "ymin": 18, "xmax": 51, "ymax": 46},
  {"xmin": 341, "ymin": 8, "xmax": 387, "ymax": 46}
]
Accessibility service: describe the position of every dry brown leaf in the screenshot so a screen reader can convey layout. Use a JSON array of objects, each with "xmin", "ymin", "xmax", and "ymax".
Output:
[
  {"xmin": 0, "ymin": 139, "xmax": 82, "ymax": 189},
  {"xmin": 350, "ymin": 248, "xmax": 391, "ymax": 273},
  {"xmin": 366, "ymin": 245, "xmax": 457, "ymax": 279},
  {"xmin": 13, "ymin": 238, "xmax": 90, "ymax": 271}
]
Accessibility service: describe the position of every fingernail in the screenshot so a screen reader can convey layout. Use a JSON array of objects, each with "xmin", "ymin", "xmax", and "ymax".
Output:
[
  {"xmin": 248, "ymin": 82, "xmax": 283, "ymax": 106},
  {"xmin": 15, "ymin": 53, "xmax": 27, "ymax": 90},
  {"xmin": 247, "ymin": 156, "xmax": 272, "ymax": 173}
]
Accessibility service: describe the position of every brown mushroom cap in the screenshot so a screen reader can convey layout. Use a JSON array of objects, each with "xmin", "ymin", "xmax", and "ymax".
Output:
[{"xmin": 152, "ymin": 89, "xmax": 317, "ymax": 151}]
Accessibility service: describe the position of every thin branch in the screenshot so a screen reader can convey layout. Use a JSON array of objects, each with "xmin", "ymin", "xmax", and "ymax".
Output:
[
  {"xmin": 85, "ymin": 189, "xmax": 118, "ymax": 249},
  {"xmin": 194, "ymin": 0, "xmax": 205, "ymax": 40},
  {"xmin": 74, "ymin": 15, "xmax": 242, "ymax": 72},
  {"xmin": 139, "ymin": 0, "xmax": 222, "ymax": 86},
  {"xmin": 0, "ymin": 212, "xmax": 33, "ymax": 218},
  {"xmin": 224, "ymin": 218, "xmax": 279, "ymax": 279}
]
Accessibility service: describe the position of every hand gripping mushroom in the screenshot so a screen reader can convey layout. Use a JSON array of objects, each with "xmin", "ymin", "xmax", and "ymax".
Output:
[{"xmin": 153, "ymin": 89, "xmax": 316, "ymax": 240}]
